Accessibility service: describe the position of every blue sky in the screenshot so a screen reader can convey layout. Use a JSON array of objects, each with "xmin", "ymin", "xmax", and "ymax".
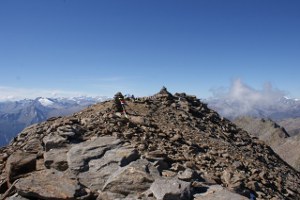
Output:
[{"xmin": 0, "ymin": 0, "xmax": 299, "ymax": 100}]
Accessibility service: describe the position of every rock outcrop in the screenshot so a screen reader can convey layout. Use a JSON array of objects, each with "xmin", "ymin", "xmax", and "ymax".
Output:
[
  {"xmin": 279, "ymin": 117, "xmax": 300, "ymax": 137},
  {"xmin": 1, "ymin": 88, "xmax": 300, "ymax": 199}
]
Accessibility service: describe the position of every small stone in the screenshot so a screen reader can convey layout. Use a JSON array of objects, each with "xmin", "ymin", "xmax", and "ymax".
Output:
[
  {"xmin": 178, "ymin": 168, "xmax": 197, "ymax": 181},
  {"xmin": 162, "ymin": 170, "xmax": 177, "ymax": 177}
]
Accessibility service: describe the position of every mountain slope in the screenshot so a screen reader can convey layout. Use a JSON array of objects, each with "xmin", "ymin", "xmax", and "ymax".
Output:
[
  {"xmin": 278, "ymin": 117, "xmax": 300, "ymax": 137},
  {"xmin": 0, "ymin": 97, "xmax": 106, "ymax": 146},
  {"xmin": 234, "ymin": 117, "xmax": 289, "ymax": 147},
  {"xmin": 235, "ymin": 116, "xmax": 300, "ymax": 172},
  {"xmin": 0, "ymin": 89, "xmax": 300, "ymax": 199}
]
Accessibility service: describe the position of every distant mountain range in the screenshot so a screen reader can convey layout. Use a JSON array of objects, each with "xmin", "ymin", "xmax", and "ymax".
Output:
[
  {"xmin": 0, "ymin": 97, "xmax": 107, "ymax": 146},
  {"xmin": 2, "ymin": 95, "xmax": 300, "ymax": 147},
  {"xmin": 206, "ymin": 96, "xmax": 300, "ymax": 120}
]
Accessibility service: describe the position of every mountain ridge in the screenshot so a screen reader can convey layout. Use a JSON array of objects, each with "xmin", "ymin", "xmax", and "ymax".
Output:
[
  {"xmin": 234, "ymin": 116, "xmax": 300, "ymax": 172},
  {"xmin": 0, "ymin": 89, "xmax": 300, "ymax": 199}
]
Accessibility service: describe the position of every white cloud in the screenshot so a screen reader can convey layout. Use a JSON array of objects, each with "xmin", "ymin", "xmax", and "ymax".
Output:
[
  {"xmin": 208, "ymin": 79, "xmax": 287, "ymax": 117},
  {"xmin": 212, "ymin": 79, "xmax": 286, "ymax": 104},
  {"xmin": 0, "ymin": 86, "xmax": 93, "ymax": 101},
  {"xmin": 230, "ymin": 79, "xmax": 285, "ymax": 105}
]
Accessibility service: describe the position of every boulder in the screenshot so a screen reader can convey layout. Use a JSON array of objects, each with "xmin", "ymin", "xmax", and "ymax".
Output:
[
  {"xmin": 43, "ymin": 134, "xmax": 67, "ymax": 151},
  {"xmin": 14, "ymin": 169, "xmax": 90, "ymax": 200},
  {"xmin": 78, "ymin": 146, "xmax": 139, "ymax": 191},
  {"xmin": 178, "ymin": 168, "xmax": 197, "ymax": 181},
  {"xmin": 149, "ymin": 177, "xmax": 192, "ymax": 200},
  {"xmin": 102, "ymin": 159, "xmax": 159, "ymax": 196},
  {"xmin": 67, "ymin": 136, "xmax": 122, "ymax": 173},
  {"xmin": 5, "ymin": 152, "xmax": 36, "ymax": 184}
]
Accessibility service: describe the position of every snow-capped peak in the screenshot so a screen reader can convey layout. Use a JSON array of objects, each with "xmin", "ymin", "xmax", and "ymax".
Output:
[{"xmin": 38, "ymin": 97, "xmax": 54, "ymax": 106}]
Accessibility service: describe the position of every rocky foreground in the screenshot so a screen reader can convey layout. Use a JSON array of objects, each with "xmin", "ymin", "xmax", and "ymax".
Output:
[{"xmin": 1, "ymin": 88, "xmax": 300, "ymax": 199}]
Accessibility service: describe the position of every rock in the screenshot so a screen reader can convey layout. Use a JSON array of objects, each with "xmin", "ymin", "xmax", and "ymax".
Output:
[
  {"xmin": 130, "ymin": 116, "xmax": 146, "ymax": 125},
  {"xmin": 43, "ymin": 134, "xmax": 67, "ymax": 151},
  {"xmin": 155, "ymin": 86, "xmax": 173, "ymax": 99},
  {"xmin": 162, "ymin": 170, "xmax": 177, "ymax": 177},
  {"xmin": 67, "ymin": 136, "xmax": 122, "ymax": 173},
  {"xmin": 22, "ymin": 138, "xmax": 43, "ymax": 152},
  {"xmin": 119, "ymin": 148, "xmax": 140, "ymax": 167},
  {"xmin": 145, "ymin": 150, "xmax": 168, "ymax": 161},
  {"xmin": 14, "ymin": 169, "xmax": 90, "ymax": 200},
  {"xmin": 102, "ymin": 159, "xmax": 159, "ymax": 196},
  {"xmin": 59, "ymin": 131, "xmax": 76, "ymax": 137},
  {"xmin": 193, "ymin": 185, "xmax": 248, "ymax": 200},
  {"xmin": 171, "ymin": 163, "xmax": 186, "ymax": 172},
  {"xmin": 96, "ymin": 191, "xmax": 126, "ymax": 200},
  {"xmin": 178, "ymin": 168, "xmax": 197, "ymax": 181},
  {"xmin": 78, "ymin": 146, "xmax": 139, "ymax": 191},
  {"xmin": 170, "ymin": 134, "xmax": 182, "ymax": 142},
  {"xmin": 149, "ymin": 177, "xmax": 192, "ymax": 200},
  {"xmin": 5, "ymin": 152, "xmax": 36, "ymax": 184},
  {"xmin": 44, "ymin": 148, "xmax": 68, "ymax": 171},
  {"xmin": 80, "ymin": 118, "xmax": 92, "ymax": 126}
]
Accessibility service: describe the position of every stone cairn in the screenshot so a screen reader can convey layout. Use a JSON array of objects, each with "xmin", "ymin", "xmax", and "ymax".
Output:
[{"xmin": 0, "ymin": 88, "xmax": 300, "ymax": 199}]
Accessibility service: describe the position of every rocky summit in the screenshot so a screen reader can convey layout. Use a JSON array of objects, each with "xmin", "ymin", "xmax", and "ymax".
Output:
[{"xmin": 1, "ymin": 88, "xmax": 300, "ymax": 200}]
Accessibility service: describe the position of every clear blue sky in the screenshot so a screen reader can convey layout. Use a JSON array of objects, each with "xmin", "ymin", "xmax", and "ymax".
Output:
[{"xmin": 0, "ymin": 0, "xmax": 299, "ymax": 99}]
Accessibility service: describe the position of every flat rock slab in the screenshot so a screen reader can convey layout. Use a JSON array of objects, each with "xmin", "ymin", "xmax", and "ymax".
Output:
[
  {"xmin": 15, "ymin": 169, "xmax": 89, "ymax": 200},
  {"xmin": 67, "ymin": 136, "xmax": 122, "ymax": 172},
  {"xmin": 78, "ymin": 146, "xmax": 139, "ymax": 191}
]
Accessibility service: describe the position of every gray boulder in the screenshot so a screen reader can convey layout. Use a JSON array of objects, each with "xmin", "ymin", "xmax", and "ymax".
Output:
[
  {"xmin": 67, "ymin": 136, "xmax": 122, "ymax": 173},
  {"xmin": 102, "ymin": 159, "xmax": 159, "ymax": 197},
  {"xmin": 149, "ymin": 177, "xmax": 192, "ymax": 200},
  {"xmin": 78, "ymin": 146, "xmax": 139, "ymax": 191}
]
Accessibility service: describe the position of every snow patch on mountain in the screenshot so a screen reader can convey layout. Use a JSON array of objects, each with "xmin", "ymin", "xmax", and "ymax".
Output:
[{"xmin": 38, "ymin": 98, "xmax": 54, "ymax": 106}]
